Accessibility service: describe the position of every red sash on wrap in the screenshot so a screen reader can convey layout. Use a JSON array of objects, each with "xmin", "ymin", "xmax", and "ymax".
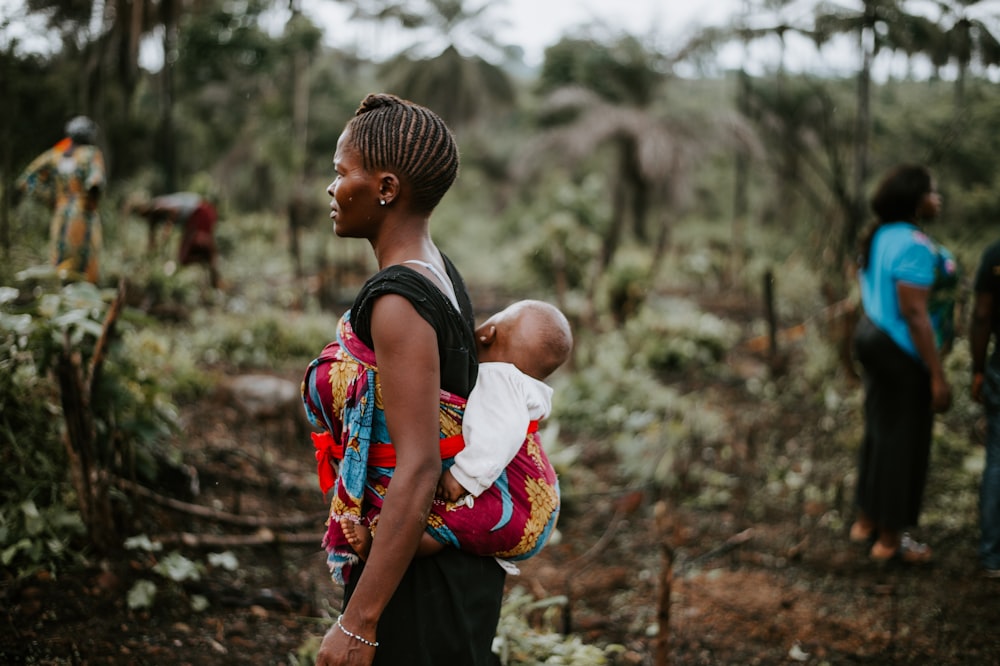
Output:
[{"xmin": 312, "ymin": 421, "xmax": 540, "ymax": 494}]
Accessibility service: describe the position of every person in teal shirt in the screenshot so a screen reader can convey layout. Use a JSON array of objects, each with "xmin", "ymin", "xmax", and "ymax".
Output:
[{"xmin": 849, "ymin": 164, "xmax": 955, "ymax": 565}]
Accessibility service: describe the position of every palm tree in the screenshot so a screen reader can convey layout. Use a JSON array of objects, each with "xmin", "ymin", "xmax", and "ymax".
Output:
[
  {"xmin": 811, "ymin": 0, "xmax": 941, "ymax": 268},
  {"xmin": 519, "ymin": 86, "xmax": 686, "ymax": 272},
  {"xmin": 928, "ymin": 0, "xmax": 1000, "ymax": 110},
  {"xmin": 342, "ymin": 0, "xmax": 516, "ymax": 130}
]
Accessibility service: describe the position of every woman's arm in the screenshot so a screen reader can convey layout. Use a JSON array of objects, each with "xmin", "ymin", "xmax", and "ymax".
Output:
[
  {"xmin": 898, "ymin": 282, "xmax": 952, "ymax": 413},
  {"xmin": 316, "ymin": 293, "xmax": 443, "ymax": 666}
]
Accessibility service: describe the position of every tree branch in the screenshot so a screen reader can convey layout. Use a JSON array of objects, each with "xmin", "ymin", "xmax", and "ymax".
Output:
[
  {"xmin": 115, "ymin": 475, "xmax": 327, "ymax": 528},
  {"xmin": 153, "ymin": 529, "xmax": 321, "ymax": 548}
]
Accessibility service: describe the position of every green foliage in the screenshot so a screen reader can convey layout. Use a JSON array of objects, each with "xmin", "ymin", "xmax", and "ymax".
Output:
[
  {"xmin": 0, "ymin": 274, "xmax": 187, "ymax": 577},
  {"xmin": 553, "ymin": 315, "xmax": 736, "ymax": 497},
  {"xmin": 493, "ymin": 586, "xmax": 625, "ymax": 665},
  {"xmin": 0, "ymin": 500, "xmax": 86, "ymax": 577},
  {"xmin": 379, "ymin": 46, "xmax": 516, "ymax": 130},
  {"xmin": 125, "ymin": 537, "xmax": 240, "ymax": 612},
  {"xmin": 0, "ymin": 279, "xmax": 92, "ymax": 572},
  {"xmin": 178, "ymin": 0, "xmax": 278, "ymax": 87},
  {"xmin": 183, "ymin": 307, "xmax": 334, "ymax": 370},
  {"xmin": 538, "ymin": 35, "xmax": 666, "ymax": 107},
  {"xmin": 630, "ymin": 296, "xmax": 741, "ymax": 374},
  {"xmin": 508, "ymin": 174, "xmax": 606, "ymax": 293},
  {"xmin": 605, "ymin": 259, "xmax": 649, "ymax": 324}
]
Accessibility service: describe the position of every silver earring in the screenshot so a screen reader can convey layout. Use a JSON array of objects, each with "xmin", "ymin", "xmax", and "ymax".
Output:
[{"xmin": 379, "ymin": 199, "xmax": 386, "ymax": 206}]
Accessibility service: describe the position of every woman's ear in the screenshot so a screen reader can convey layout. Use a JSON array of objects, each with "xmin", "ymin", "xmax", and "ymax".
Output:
[{"xmin": 378, "ymin": 173, "xmax": 400, "ymax": 205}]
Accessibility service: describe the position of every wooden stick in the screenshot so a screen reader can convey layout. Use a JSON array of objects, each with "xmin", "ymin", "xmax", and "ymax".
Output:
[
  {"xmin": 115, "ymin": 475, "xmax": 327, "ymax": 528},
  {"xmin": 684, "ymin": 527, "xmax": 754, "ymax": 568},
  {"xmin": 154, "ymin": 529, "xmax": 321, "ymax": 548},
  {"xmin": 654, "ymin": 540, "xmax": 675, "ymax": 666}
]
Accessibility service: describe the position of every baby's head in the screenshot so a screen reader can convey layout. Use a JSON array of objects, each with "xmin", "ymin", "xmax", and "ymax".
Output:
[{"xmin": 475, "ymin": 300, "xmax": 572, "ymax": 381}]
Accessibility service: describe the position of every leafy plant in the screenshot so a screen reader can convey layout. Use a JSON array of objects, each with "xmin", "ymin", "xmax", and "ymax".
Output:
[
  {"xmin": 0, "ymin": 273, "xmax": 185, "ymax": 570},
  {"xmin": 0, "ymin": 500, "xmax": 86, "ymax": 577},
  {"xmin": 629, "ymin": 296, "xmax": 741, "ymax": 374},
  {"xmin": 493, "ymin": 586, "xmax": 625, "ymax": 665}
]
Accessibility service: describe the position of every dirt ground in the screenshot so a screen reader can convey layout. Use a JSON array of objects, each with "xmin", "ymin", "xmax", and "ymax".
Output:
[{"xmin": 3, "ymin": 320, "xmax": 1000, "ymax": 665}]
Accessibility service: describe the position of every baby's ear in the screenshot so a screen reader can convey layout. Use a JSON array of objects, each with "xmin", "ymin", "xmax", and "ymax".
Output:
[{"xmin": 479, "ymin": 324, "xmax": 497, "ymax": 346}]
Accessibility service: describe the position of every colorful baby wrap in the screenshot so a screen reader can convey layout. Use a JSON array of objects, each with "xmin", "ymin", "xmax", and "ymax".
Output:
[
  {"xmin": 302, "ymin": 312, "xmax": 560, "ymax": 584},
  {"xmin": 928, "ymin": 242, "xmax": 959, "ymax": 350}
]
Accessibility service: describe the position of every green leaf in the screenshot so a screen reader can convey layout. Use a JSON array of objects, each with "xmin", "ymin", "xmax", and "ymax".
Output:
[
  {"xmin": 125, "ymin": 535, "xmax": 164, "ymax": 552},
  {"xmin": 127, "ymin": 579, "xmax": 158, "ymax": 610},
  {"xmin": 0, "ymin": 286, "xmax": 19, "ymax": 305},
  {"xmin": 38, "ymin": 294, "xmax": 61, "ymax": 318},
  {"xmin": 20, "ymin": 500, "xmax": 44, "ymax": 536},
  {"xmin": 1, "ymin": 538, "xmax": 31, "ymax": 566},
  {"xmin": 207, "ymin": 551, "xmax": 239, "ymax": 571},
  {"xmin": 153, "ymin": 551, "xmax": 202, "ymax": 582},
  {"xmin": 0, "ymin": 313, "xmax": 32, "ymax": 334}
]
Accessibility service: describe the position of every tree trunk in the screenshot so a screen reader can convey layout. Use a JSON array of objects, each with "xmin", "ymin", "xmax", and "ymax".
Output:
[
  {"xmin": 731, "ymin": 68, "xmax": 751, "ymax": 286},
  {"xmin": 287, "ymin": 0, "xmax": 310, "ymax": 278},
  {"xmin": 158, "ymin": 0, "xmax": 179, "ymax": 192},
  {"xmin": 0, "ymin": 48, "xmax": 11, "ymax": 253},
  {"xmin": 846, "ymin": 13, "xmax": 874, "ymax": 268}
]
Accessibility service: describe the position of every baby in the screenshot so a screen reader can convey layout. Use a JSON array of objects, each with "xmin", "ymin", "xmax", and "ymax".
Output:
[{"xmin": 342, "ymin": 299, "xmax": 572, "ymax": 560}]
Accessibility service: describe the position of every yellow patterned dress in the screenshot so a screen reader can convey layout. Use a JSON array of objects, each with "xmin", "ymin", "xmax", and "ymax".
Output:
[{"xmin": 17, "ymin": 141, "xmax": 106, "ymax": 283}]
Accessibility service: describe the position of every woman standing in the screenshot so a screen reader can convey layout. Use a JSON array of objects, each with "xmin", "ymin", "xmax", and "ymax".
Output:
[
  {"xmin": 849, "ymin": 164, "xmax": 956, "ymax": 564},
  {"xmin": 303, "ymin": 94, "xmax": 505, "ymax": 666},
  {"xmin": 16, "ymin": 116, "xmax": 106, "ymax": 283}
]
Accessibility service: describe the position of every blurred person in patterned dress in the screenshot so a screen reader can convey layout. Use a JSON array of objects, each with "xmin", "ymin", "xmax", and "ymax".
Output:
[{"xmin": 15, "ymin": 116, "xmax": 106, "ymax": 283}]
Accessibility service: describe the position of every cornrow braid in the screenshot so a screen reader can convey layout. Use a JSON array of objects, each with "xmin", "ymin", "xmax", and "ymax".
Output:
[{"xmin": 347, "ymin": 93, "xmax": 459, "ymax": 213}]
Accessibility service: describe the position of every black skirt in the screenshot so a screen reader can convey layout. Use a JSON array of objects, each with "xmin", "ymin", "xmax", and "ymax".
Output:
[
  {"xmin": 344, "ymin": 548, "xmax": 505, "ymax": 666},
  {"xmin": 852, "ymin": 315, "xmax": 933, "ymax": 530}
]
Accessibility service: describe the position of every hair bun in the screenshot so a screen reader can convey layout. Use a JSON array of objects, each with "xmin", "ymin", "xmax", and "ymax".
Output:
[{"xmin": 356, "ymin": 93, "xmax": 403, "ymax": 116}]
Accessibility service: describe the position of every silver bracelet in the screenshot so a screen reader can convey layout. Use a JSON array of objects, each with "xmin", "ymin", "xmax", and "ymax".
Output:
[{"xmin": 336, "ymin": 615, "xmax": 379, "ymax": 647}]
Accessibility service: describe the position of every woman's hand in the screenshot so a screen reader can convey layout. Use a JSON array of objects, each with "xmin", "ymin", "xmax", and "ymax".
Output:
[
  {"xmin": 315, "ymin": 620, "xmax": 377, "ymax": 666},
  {"xmin": 930, "ymin": 374, "xmax": 952, "ymax": 413},
  {"xmin": 326, "ymin": 292, "xmax": 441, "ymax": 664},
  {"xmin": 972, "ymin": 372, "xmax": 985, "ymax": 404}
]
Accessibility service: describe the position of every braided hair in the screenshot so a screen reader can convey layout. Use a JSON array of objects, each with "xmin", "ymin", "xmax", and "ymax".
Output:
[
  {"xmin": 346, "ymin": 93, "xmax": 459, "ymax": 213},
  {"xmin": 858, "ymin": 164, "xmax": 932, "ymax": 269}
]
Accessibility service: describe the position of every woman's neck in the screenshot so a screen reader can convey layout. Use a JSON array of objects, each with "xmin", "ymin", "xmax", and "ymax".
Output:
[{"xmin": 372, "ymin": 227, "xmax": 438, "ymax": 270}]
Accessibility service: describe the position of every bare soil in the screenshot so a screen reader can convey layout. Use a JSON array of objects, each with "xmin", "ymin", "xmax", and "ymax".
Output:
[{"xmin": 3, "ymin": 309, "xmax": 1000, "ymax": 665}]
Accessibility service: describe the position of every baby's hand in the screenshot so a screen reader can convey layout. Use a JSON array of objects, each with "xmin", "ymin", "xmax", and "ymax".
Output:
[{"xmin": 437, "ymin": 469, "xmax": 470, "ymax": 503}]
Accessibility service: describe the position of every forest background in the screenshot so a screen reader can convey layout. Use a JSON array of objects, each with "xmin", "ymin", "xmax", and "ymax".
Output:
[{"xmin": 2, "ymin": 0, "xmax": 1000, "ymax": 664}]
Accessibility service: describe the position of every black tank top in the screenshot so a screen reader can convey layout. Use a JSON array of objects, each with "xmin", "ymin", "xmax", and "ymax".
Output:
[{"xmin": 350, "ymin": 253, "xmax": 478, "ymax": 397}]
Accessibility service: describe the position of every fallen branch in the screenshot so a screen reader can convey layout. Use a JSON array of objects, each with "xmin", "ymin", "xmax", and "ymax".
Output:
[
  {"xmin": 684, "ymin": 527, "xmax": 754, "ymax": 569},
  {"xmin": 116, "ymin": 476, "xmax": 327, "ymax": 528},
  {"xmin": 563, "ymin": 489, "xmax": 645, "ymax": 571},
  {"xmin": 742, "ymin": 297, "xmax": 856, "ymax": 353},
  {"xmin": 560, "ymin": 490, "xmax": 644, "ymax": 635},
  {"xmin": 153, "ymin": 529, "xmax": 321, "ymax": 548}
]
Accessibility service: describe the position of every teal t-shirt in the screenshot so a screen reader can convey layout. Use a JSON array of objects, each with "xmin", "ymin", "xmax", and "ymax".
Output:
[{"xmin": 860, "ymin": 222, "xmax": 957, "ymax": 359}]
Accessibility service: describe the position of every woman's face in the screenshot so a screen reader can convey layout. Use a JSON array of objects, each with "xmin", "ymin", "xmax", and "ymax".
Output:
[
  {"xmin": 917, "ymin": 184, "xmax": 941, "ymax": 220},
  {"xmin": 327, "ymin": 129, "xmax": 379, "ymax": 237}
]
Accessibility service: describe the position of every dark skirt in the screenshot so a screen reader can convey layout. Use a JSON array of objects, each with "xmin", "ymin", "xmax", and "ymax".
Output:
[
  {"xmin": 344, "ymin": 548, "xmax": 505, "ymax": 666},
  {"xmin": 852, "ymin": 315, "xmax": 933, "ymax": 531}
]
